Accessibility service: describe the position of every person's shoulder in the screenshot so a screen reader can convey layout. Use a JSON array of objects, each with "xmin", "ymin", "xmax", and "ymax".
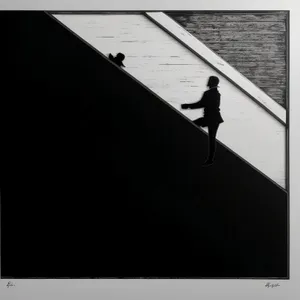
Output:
[
  {"xmin": 210, "ymin": 88, "xmax": 220, "ymax": 94},
  {"xmin": 205, "ymin": 89, "xmax": 214, "ymax": 95},
  {"xmin": 206, "ymin": 88, "xmax": 220, "ymax": 98}
]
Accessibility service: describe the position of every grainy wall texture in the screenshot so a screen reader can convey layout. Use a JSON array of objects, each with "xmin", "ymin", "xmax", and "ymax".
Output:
[{"xmin": 167, "ymin": 11, "xmax": 288, "ymax": 107}]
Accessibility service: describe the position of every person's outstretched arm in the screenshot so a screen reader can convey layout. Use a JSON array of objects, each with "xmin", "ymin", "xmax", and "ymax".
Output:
[{"xmin": 181, "ymin": 92, "xmax": 207, "ymax": 110}]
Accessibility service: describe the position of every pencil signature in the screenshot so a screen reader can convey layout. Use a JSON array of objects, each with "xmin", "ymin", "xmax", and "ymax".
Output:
[
  {"xmin": 265, "ymin": 282, "xmax": 280, "ymax": 288},
  {"xmin": 6, "ymin": 281, "xmax": 15, "ymax": 288}
]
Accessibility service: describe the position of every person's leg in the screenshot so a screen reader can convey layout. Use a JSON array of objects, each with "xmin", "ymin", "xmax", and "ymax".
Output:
[
  {"xmin": 193, "ymin": 117, "xmax": 205, "ymax": 127},
  {"xmin": 193, "ymin": 118, "xmax": 219, "ymax": 165},
  {"xmin": 207, "ymin": 123, "xmax": 219, "ymax": 163}
]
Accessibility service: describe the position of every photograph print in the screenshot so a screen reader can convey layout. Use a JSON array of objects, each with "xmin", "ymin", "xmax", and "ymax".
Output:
[{"xmin": 1, "ymin": 10, "xmax": 289, "ymax": 279}]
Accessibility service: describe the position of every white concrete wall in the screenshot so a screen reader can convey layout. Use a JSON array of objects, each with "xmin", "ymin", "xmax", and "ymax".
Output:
[{"xmin": 53, "ymin": 13, "xmax": 286, "ymax": 188}]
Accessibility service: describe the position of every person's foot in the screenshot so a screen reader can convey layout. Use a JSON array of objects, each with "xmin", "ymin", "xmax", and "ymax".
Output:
[{"xmin": 202, "ymin": 160, "xmax": 214, "ymax": 167}]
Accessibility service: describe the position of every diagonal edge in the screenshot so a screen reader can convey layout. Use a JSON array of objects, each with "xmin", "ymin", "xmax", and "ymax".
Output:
[
  {"xmin": 48, "ymin": 12, "xmax": 287, "ymax": 192},
  {"xmin": 145, "ymin": 12, "xmax": 286, "ymax": 125}
]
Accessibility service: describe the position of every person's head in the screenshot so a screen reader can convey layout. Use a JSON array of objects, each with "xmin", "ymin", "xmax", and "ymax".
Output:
[
  {"xmin": 116, "ymin": 52, "xmax": 125, "ymax": 67},
  {"xmin": 207, "ymin": 76, "xmax": 219, "ymax": 88}
]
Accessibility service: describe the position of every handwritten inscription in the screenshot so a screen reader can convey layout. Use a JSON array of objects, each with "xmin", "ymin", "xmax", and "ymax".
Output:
[
  {"xmin": 265, "ymin": 282, "xmax": 280, "ymax": 288},
  {"xmin": 6, "ymin": 281, "xmax": 15, "ymax": 288}
]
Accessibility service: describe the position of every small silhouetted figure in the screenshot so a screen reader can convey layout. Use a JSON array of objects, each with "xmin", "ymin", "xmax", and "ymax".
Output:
[
  {"xmin": 181, "ymin": 76, "xmax": 224, "ymax": 166},
  {"xmin": 109, "ymin": 52, "xmax": 126, "ymax": 68}
]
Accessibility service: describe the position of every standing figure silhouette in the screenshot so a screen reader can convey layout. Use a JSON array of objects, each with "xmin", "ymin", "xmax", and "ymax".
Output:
[{"xmin": 181, "ymin": 76, "xmax": 224, "ymax": 166}]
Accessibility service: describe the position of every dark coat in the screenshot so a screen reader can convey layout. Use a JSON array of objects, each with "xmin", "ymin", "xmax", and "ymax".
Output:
[{"xmin": 187, "ymin": 87, "xmax": 224, "ymax": 126}]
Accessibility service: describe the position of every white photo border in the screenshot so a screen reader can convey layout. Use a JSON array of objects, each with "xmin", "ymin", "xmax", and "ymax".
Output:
[{"xmin": 1, "ymin": 1, "xmax": 299, "ymax": 299}]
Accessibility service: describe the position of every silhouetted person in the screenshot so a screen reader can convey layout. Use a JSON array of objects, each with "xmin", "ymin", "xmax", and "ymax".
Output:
[
  {"xmin": 181, "ymin": 76, "xmax": 224, "ymax": 166},
  {"xmin": 109, "ymin": 52, "xmax": 126, "ymax": 68}
]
